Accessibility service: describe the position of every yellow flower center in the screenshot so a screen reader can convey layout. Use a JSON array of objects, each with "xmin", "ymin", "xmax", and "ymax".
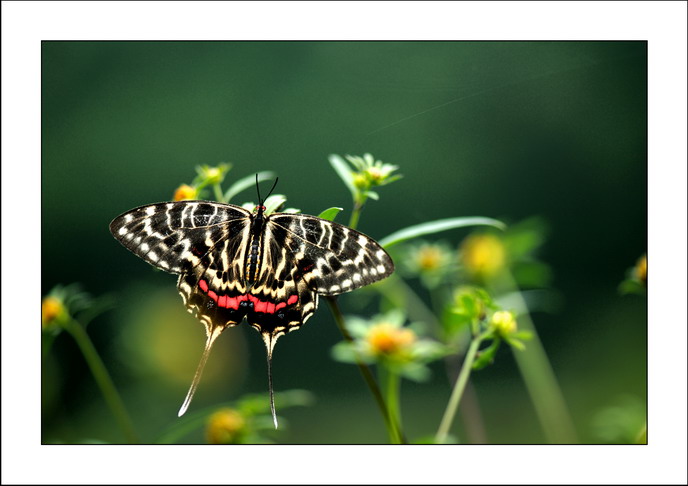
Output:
[
  {"xmin": 173, "ymin": 184, "xmax": 198, "ymax": 201},
  {"xmin": 366, "ymin": 167, "xmax": 384, "ymax": 183},
  {"xmin": 491, "ymin": 311, "xmax": 517, "ymax": 335},
  {"xmin": 460, "ymin": 234, "xmax": 506, "ymax": 278},
  {"xmin": 42, "ymin": 296, "xmax": 64, "ymax": 328},
  {"xmin": 366, "ymin": 323, "xmax": 416, "ymax": 357},
  {"xmin": 417, "ymin": 245, "xmax": 443, "ymax": 271},
  {"xmin": 206, "ymin": 408, "xmax": 246, "ymax": 444}
]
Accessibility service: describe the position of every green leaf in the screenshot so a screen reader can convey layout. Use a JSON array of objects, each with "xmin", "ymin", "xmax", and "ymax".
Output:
[
  {"xmin": 458, "ymin": 293, "xmax": 479, "ymax": 319},
  {"xmin": 379, "ymin": 217, "xmax": 507, "ymax": 248},
  {"xmin": 223, "ymin": 171, "xmax": 277, "ymax": 203},
  {"xmin": 504, "ymin": 336, "xmax": 526, "ymax": 351},
  {"xmin": 331, "ymin": 341, "xmax": 371, "ymax": 364},
  {"xmin": 237, "ymin": 389, "xmax": 315, "ymax": 415},
  {"xmin": 512, "ymin": 330, "xmax": 533, "ymax": 341},
  {"xmin": 472, "ymin": 339, "xmax": 501, "ymax": 370},
  {"xmin": 400, "ymin": 363, "xmax": 431, "ymax": 382},
  {"xmin": 618, "ymin": 279, "xmax": 646, "ymax": 296},
  {"xmin": 155, "ymin": 406, "xmax": 221, "ymax": 444},
  {"xmin": 318, "ymin": 207, "xmax": 344, "ymax": 222},
  {"xmin": 328, "ymin": 154, "xmax": 356, "ymax": 199},
  {"xmin": 511, "ymin": 261, "xmax": 553, "ymax": 288},
  {"xmin": 502, "ymin": 217, "xmax": 549, "ymax": 259},
  {"xmin": 263, "ymin": 194, "xmax": 288, "ymax": 215}
]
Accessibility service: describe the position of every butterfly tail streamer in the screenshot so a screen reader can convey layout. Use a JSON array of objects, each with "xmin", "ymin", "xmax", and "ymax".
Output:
[
  {"xmin": 178, "ymin": 325, "xmax": 224, "ymax": 417},
  {"xmin": 262, "ymin": 332, "xmax": 279, "ymax": 429}
]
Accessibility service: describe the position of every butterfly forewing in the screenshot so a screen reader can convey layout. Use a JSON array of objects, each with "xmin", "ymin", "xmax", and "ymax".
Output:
[
  {"xmin": 109, "ymin": 201, "xmax": 251, "ymax": 274},
  {"xmin": 267, "ymin": 213, "xmax": 395, "ymax": 295}
]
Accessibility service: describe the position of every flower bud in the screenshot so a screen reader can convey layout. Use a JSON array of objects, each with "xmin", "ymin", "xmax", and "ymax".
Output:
[
  {"xmin": 490, "ymin": 310, "xmax": 517, "ymax": 336},
  {"xmin": 206, "ymin": 408, "xmax": 247, "ymax": 444},
  {"xmin": 173, "ymin": 184, "xmax": 198, "ymax": 201},
  {"xmin": 42, "ymin": 296, "xmax": 65, "ymax": 330}
]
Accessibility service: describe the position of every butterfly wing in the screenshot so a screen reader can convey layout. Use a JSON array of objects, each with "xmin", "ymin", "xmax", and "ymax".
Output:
[
  {"xmin": 109, "ymin": 200, "xmax": 251, "ymax": 275},
  {"xmin": 110, "ymin": 200, "xmax": 255, "ymax": 417},
  {"xmin": 266, "ymin": 213, "xmax": 395, "ymax": 296},
  {"xmin": 244, "ymin": 218, "xmax": 319, "ymax": 339}
]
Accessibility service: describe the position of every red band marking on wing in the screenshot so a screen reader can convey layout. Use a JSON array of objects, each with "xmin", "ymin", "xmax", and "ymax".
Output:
[
  {"xmin": 198, "ymin": 282, "xmax": 297, "ymax": 314},
  {"xmin": 226, "ymin": 296, "xmax": 238, "ymax": 309}
]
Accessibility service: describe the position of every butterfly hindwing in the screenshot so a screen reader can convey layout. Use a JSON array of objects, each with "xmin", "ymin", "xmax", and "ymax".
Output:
[{"xmin": 176, "ymin": 223, "xmax": 252, "ymax": 335}]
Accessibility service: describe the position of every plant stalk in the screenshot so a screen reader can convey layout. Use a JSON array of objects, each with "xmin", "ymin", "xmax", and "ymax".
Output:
[
  {"xmin": 63, "ymin": 318, "xmax": 139, "ymax": 443},
  {"xmin": 435, "ymin": 332, "xmax": 484, "ymax": 444},
  {"xmin": 347, "ymin": 201, "xmax": 363, "ymax": 230},
  {"xmin": 213, "ymin": 183, "xmax": 226, "ymax": 203},
  {"xmin": 380, "ymin": 366, "xmax": 403, "ymax": 444}
]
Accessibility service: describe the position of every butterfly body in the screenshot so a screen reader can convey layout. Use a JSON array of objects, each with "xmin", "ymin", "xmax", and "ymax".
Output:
[{"xmin": 110, "ymin": 199, "xmax": 394, "ymax": 423}]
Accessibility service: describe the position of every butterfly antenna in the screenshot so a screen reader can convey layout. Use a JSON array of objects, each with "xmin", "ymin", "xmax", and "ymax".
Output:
[
  {"xmin": 255, "ymin": 174, "xmax": 280, "ymax": 207},
  {"xmin": 261, "ymin": 332, "xmax": 280, "ymax": 429},
  {"xmin": 255, "ymin": 173, "xmax": 262, "ymax": 205},
  {"xmin": 178, "ymin": 325, "xmax": 224, "ymax": 417},
  {"xmin": 266, "ymin": 177, "xmax": 279, "ymax": 200}
]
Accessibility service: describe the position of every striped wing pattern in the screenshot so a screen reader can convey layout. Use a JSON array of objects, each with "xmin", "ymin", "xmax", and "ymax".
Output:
[{"xmin": 110, "ymin": 199, "xmax": 394, "ymax": 423}]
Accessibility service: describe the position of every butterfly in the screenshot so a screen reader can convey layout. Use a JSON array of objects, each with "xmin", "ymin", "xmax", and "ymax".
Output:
[{"xmin": 110, "ymin": 178, "xmax": 394, "ymax": 427}]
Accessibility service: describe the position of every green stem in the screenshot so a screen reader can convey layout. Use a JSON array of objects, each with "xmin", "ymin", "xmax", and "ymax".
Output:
[
  {"xmin": 497, "ymin": 271, "xmax": 578, "ymax": 443},
  {"xmin": 435, "ymin": 332, "xmax": 485, "ymax": 444},
  {"xmin": 325, "ymin": 297, "xmax": 405, "ymax": 444},
  {"xmin": 381, "ymin": 366, "xmax": 403, "ymax": 444},
  {"xmin": 63, "ymin": 318, "xmax": 139, "ymax": 443},
  {"xmin": 348, "ymin": 192, "xmax": 369, "ymax": 230},
  {"xmin": 347, "ymin": 203, "xmax": 362, "ymax": 230},
  {"xmin": 213, "ymin": 183, "xmax": 226, "ymax": 203}
]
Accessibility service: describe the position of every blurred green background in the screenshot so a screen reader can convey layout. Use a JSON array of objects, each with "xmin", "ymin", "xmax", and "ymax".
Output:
[{"xmin": 41, "ymin": 41, "xmax": 646, "ymax": 444}]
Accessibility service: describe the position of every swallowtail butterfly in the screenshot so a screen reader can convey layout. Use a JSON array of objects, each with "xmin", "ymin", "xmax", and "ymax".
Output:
[{"xmin": 109, "ymin": 179, "xmax": 394, "ymax": 426}]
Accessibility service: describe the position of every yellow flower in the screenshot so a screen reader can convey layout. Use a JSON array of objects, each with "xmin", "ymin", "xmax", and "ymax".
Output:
[
  {"xmin": 490, "ymin": 311, "xmax": 517, "ymax": 336},
  {"xmin": 634, "ymin": 254, "xmax": 647, "ymax": 284},
  {"xmin": 416, "ymin": 244, "xmax": 445, "ymax": 272},
  {"xmin": 173, "ymin": 184, "xmax": 198, "ymax": 201},
  {"xmin": 206, "ymin": 408, "xmax": 247, "ymax": 444},
  {"xmin": 460, "ymin": 233, "xmax": 506, "ymax": 279},
  {"xmin": 42, "ymin": 296, "xmax": 65, "ymax": 330},
  {"xmin": 195, "ymin": 163, "xmax": 231, "ymax": 186},
  {"xmin": 203, "ymin": 167, "xmax": 222, "ymax": 184},
  {"xmin": 365, "ymin": 166, "xmax": 384, "ymax": 184},
  {"xmin": 366, "ymin": 322, "xmax": 416, "ymax": 359}
]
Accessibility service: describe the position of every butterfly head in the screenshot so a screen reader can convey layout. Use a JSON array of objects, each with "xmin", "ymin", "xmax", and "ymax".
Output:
[{"xmin": 253, "ymin": 204, "xmax": 267, "ymax": 215}]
